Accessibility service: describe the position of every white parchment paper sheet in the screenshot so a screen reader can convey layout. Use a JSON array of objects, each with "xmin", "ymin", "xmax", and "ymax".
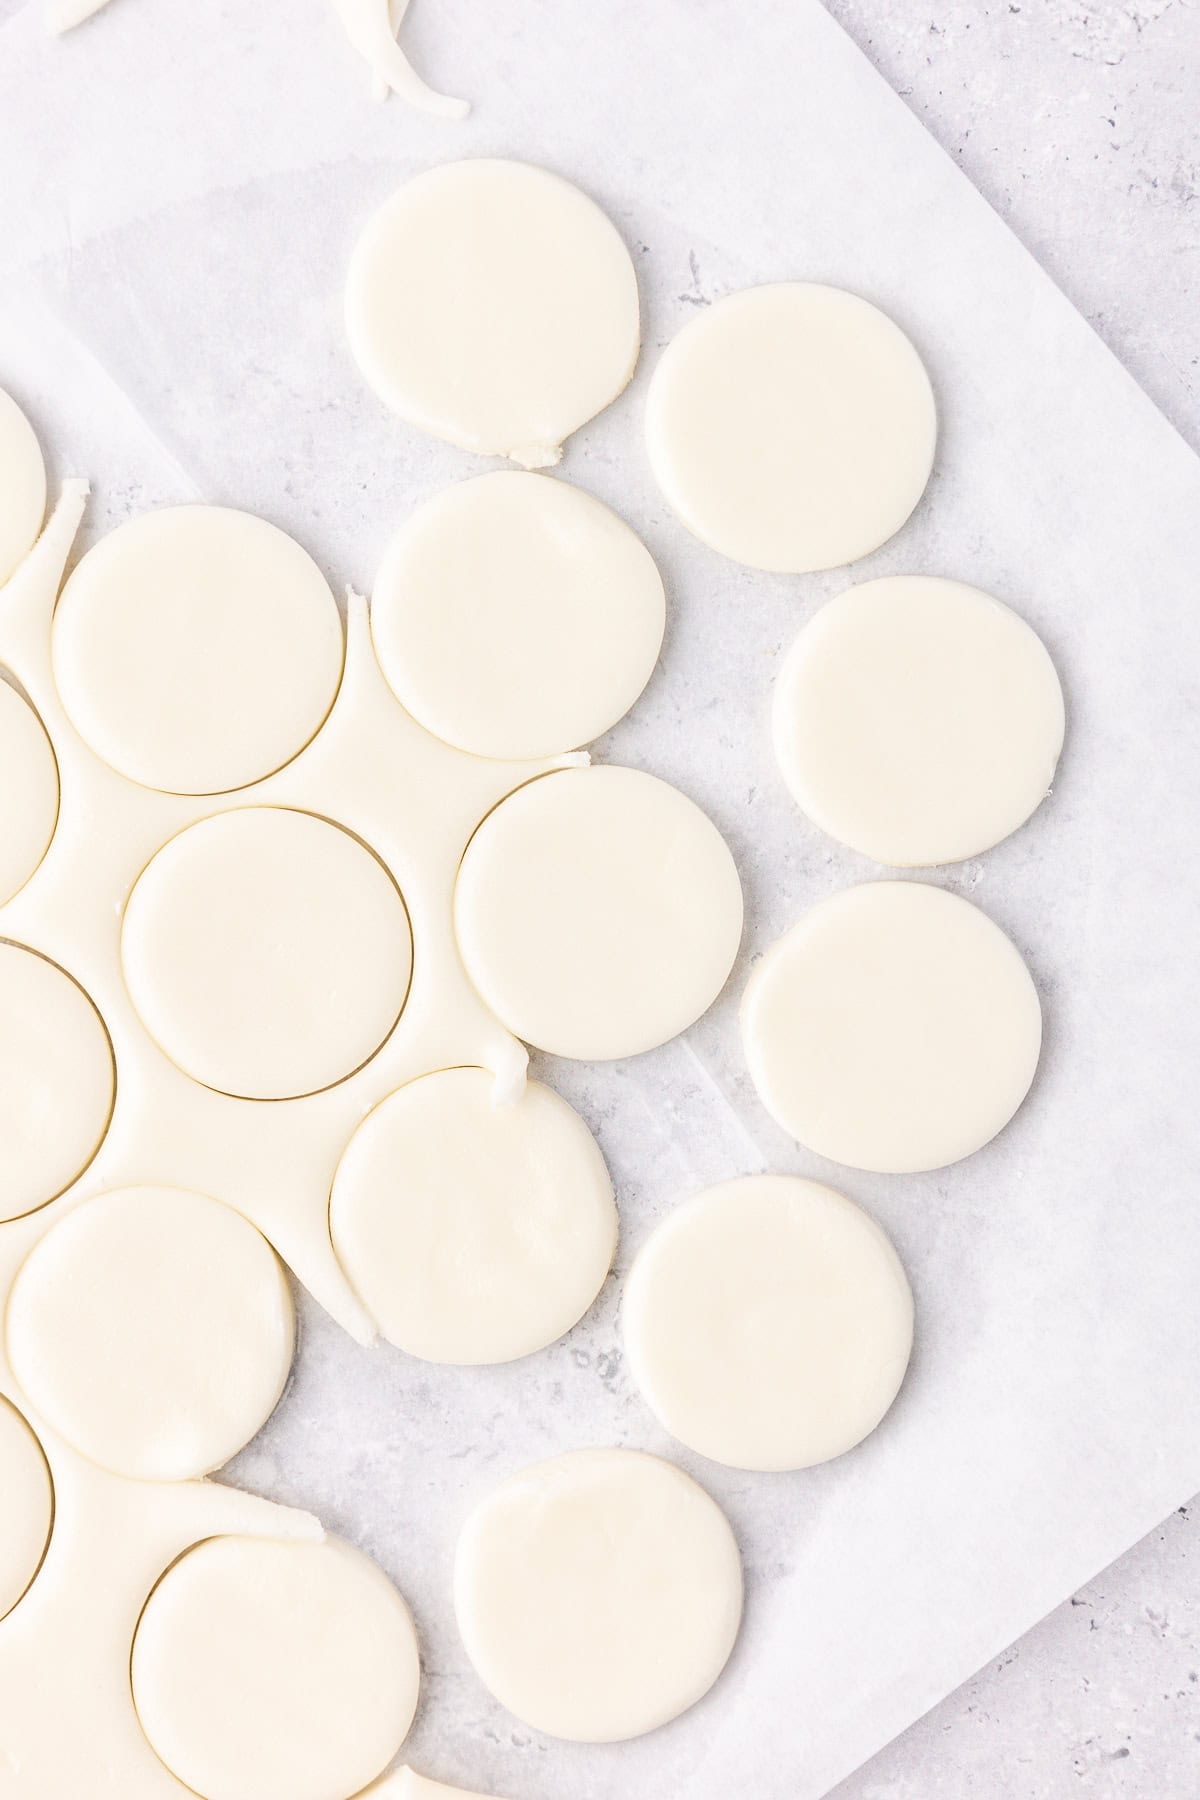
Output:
[{"xmin": 1, "ymin": 1, "xmax": 1199, "ymax": 1795}]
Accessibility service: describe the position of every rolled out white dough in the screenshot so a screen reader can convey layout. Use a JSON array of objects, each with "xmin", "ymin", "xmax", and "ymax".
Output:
[
  {"xmin": 345, "ymin": 160, "xmax": 640, "ymax": 467},
  {"xmin": 623, "ymin": 1175, "xmax": 913, "ymax": 1471},
  {"xmin": 773, "ymin": 575, "xmax": 1066, "ymax": 866},
  {"xmin": 454, "ymin": 765, "xmax": 743, "ymax": 1061},
  {"xmin": 6, "ymin": 1186, "xmax": 295, "ymax": 1481},
  {"xmin": 122, "ymin": 807, "xmax": 413, "ymax": 1100},
  {"xmin": 742, "ymin": 881, "xmax": 1042, "ymax": 1173},
  {"xmin": 331, "ymin": 1066, "xmax": 617, "ymax": 1364},
  {"xmin": 0, "ymin": 387, "xmax": 46, "ymax": 588},
  {"xmin": 0, "ymin": 680, "xmax": 58, "ymax": 904},
  {"xmin": 645, "ymin": 283, "xmax": 936, "ymax": 572},
  {"xmin": 371, "ymin": 471, "xmax": 665, "ymax": 759},
  {"xmin": 0, "ymin": 940, "xmax": 114, "ymax": 1222},
  {"xmin": 131, "ymin": 1535, "xmax": 420, "ymax": 1800},
  {"xmin": 0, "ymin": 1397, "xmax": 52, "ymax": 1622},
  {"xmin": 52, "ymin": 506, "xmax": 343, "ymax": 795},
  {"xmin": 454, "ymin": 1447, "xmax": 742, "ymax": 1742}
]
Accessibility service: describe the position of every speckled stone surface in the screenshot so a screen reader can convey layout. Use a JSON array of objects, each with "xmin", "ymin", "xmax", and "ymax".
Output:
[{"xmin": 823, "ymin": 6, "xmax": 1199, "ymax": 1792}]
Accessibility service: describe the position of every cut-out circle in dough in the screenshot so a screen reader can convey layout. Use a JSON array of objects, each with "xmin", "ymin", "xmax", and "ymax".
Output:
[
  {"xmin": 0, "ymin": 387, "xmax": 46, "ymax": 588},
  {"xmin": 371, "ymin": 471, "xmax": 665, "ymax": 759},
  {"xmin": 346, "ymin": 159, "xmax": 640, "ymax": 468},
  {"xmin": 0, "ymin": 1397, "xmax": 53, "ymax": 1622},
  {"xmin": 122, "ymin": 807, "xmax": 412, "ymax": 1100},
  {"xmin": 0, "ymin": 680, "xmax": 58, "ymax": 904},
  {"xmin": 455, "ymin": 1447, "xmax": 742, "ymax": 1741},
  {"xmin": 743, "ymin": 881, "xmax": 1042, "ymax": 1173},
  {"xmin": 454, "ymin": 766, "xmax": 743, "ymax": 1061},
  {"xmin": 624, "ymin": 1175, "xmax": 913, "ymax": 1471},
  {"xmin": 645, "ymin": 283, "xmax": 936, "ymax": 572},
  {"xmin": 52, "ymin": 506, "xmax": 343, "ymax": 795},
  {"xmin": 0, "ymin": 940, "xmax": 114, "ymax": 1222},
  {"xmin": 330, "ymin": 1066, "xmax": 617, "ymax": 1364},
  {"xmin": 131, "ymin": 1535, "xmax": 421, "ymax": 1800},
  {"xmin": 773, "ymin": 575, "xmax": 1066, "ymax": 866},
  {"xmin": 6, "ymin": 1186, "xmax": 295, "ymax": 1481}
]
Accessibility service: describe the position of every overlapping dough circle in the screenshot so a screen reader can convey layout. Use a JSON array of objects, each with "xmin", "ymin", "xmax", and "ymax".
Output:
[
  {"xmin": 371, "ymin": 471, "xmax": 665, "ymax": 759},
  {"xmin": 454, "ymin": 1447, "xmax": 742, "ymax": 1741},
  {"xmin": 454, "ymin": 765, "xmax": 744, "ymax": 1060},
  {"xmin": 6, "ymin": 1186, "xmax": 295, "ymax": 1482},
  {"xmin": 0, "ymin": 1397, "xmax": 53, "ymax": 1622},
  {"xmin": 132, "ymin": 1535, "xmax": 421, "ymax": 1800},
  {"xmin": 0, "ymin": 940, "xmax": 114, "ymax": 1222},
  {"xmin": 52, "ymin": 505, "xmax": 343, "ymax": 795},
  {"xmin": 0, "ymin": 680, "xmax": 58, "ymax": 904},
  {"xmin": 624, "ymin": 1174, "xmax": 913, "ymax": 1470},
  {"xmin": 331, "ymin": 1066, "xmax": 617, "ymax": 1364},
  {"xmin": 122, "ymin": 807, "xmax": 413, "ymax": 1099}
]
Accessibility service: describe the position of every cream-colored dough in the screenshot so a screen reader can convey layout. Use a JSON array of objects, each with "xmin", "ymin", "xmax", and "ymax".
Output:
[
  {"xmin": 346, "ymin": 160, "xmax": 640, "ymax": 467},
  {"xmin": 0, "ymin": 1397, "xmax": 52, "ymax": 1622},
  {"xmin": 0, "ymin": 388, "xmax": 46, "ymax": 588},
  {"xmin": 329, "ymin": 0, "xmax": 469, "ymax": 116},
  {"xmin": 773, "ymin": 575, "xmax": 1066, "ymax": 866},
  {"xmin": 371, "ymin": 472, "xmax": 665, "ymax": 759},
  {"xmin": 364, "ymin": 1769, "xmax": 503, "ymax": 1800},
  {"xmin": 455, "ymin": 1447, "xmax": 742, "ymax": 1742},
  {"xmin": 624, "ymin": 1175, "xmax": 913, "ymax": 1471},
  {"xmin": 6, "ymin": 1187, "xmax": 294, "ymax": 1481},
  {"xmin": 122, "ymin": 807, "xmax": 413, "ymax": 1100},
  {"xmin": 454, "ymin": 766, "xmax": 743, "ymax": 1061},
  {"xmin": 131, "ymin": 1535, "xmax": 420, "ymax": 1800},
  {"xmin": 743, "ymin": 881, "xmax": 1042, "ymax": 1173},
  {"xmin": 45, "ymin": 0, "xmax": 115, "ymax": 33},
  {"xmin": 330, "ymin": 1066, "xmax": 617, "ymax": 1364},
  {"xmin": 645, "ymin": 283, "xmax": 936, "ymax": 572},
  {"xmin": 52, "ymin": 506, "xmax": 344, "ymax": 795},
  {"xmin": 0, "ymin": 940, "xmax": 114, "ymax": 1223},
  {"xmin": 0, "ymin": 681, "xmax": 58, "ymax": 905}
]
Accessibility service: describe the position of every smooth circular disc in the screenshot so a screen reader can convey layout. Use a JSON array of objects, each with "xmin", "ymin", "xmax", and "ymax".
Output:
[
  {"xmin": 371, "ymin": 472, "xmax": 665, "ymax": 759},
  {"xmin": 132, "ymin": 1535, "xmax": 420, "ymax": 1800},
  {"xmin": 0, "ymin": 388, "xmax": 46, "ymax": 587},
  {"xmin": 122, "ymin": 808, "xmax": 412, "ymax": 1099},
  {"xmin": 346, "ymin": 159, "xmax": 640, "ymax": 467},
  {"xmin": 455, "ymin": 766, "xmax": 743, "ymax": 1061},
  {"xmin": 0, "ymin": 1398, "xmax": 52, "ymax": 1621},
  {"xmin": 52, "ymin": 506, "xmax": 343, "ymax": 794},
  {"xmin": 624, "ymin": 1175, "xmax": 913, "ymax": 1471},
  {"xmin": 645, "ymin": 283, "xmax": 936, "ymax": 572},
  {"xmin": 773, "ymin": 576, "xmax": 1066, "ymax": 866},
  {"xmin": 0, "ymin": 682, "xmax": 58, "ymax": 903},
  {"xmin": 0, "ymin": 941, "xmax": 114, "ymax": 1222},
  {"xmin": 455, "ymin": 1447, "xmax": 742, "ymax": 1741},
  {"xmin": 742, "ymin": 881, "xmax": 1042, "ymax": 1173},
  {"xmin": 331, "ymin": 1066, "xmax": 617, "ymax": 1364},
  {"xmin": 6, "ymin": 1186, "xmax": 294, "ymax": 1481}
]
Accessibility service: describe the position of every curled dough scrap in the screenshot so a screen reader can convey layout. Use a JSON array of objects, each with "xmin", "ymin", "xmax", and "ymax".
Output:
[
  {"xmin": 45, "ymin": 0, "xmax": 114, "ymax": 34},
  {"xmin": 331, "ymin": 0, "xmax": 470, "ymax": 118}
]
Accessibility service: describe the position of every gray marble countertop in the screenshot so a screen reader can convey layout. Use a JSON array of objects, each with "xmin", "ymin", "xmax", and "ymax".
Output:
[{"xmin": 824, "ymin": 3, "xmax": 1199, "ymax": 1793}]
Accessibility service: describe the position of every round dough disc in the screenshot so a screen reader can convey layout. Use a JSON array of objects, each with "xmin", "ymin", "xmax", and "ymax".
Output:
[
  {"xmin": 0, "ymin": 681, "xmax": 58, "ymax": 904},
  {"xmin": 122, "ymin": 807, "xmax": 412, "ymax": 1100},
  {"xmin": 773, "ymin": 576, "xmax": 1066, "ymax": 866},
  {"xmin": 624, "ymin": 1175, "xmax": 913, "ymax": 1471},
  {"xmin": 132, "ymin": 1535, "xmax": 420, "ymax": 1800},
  {"xmin": 455, "ymin": 1447, "xmax": 742, "ymax": 1741},
  {"xmin": 0, "ymin": 1398, "xmax": 52, "ymax": 1622},
  {"xmin": 331, "ymin": 1067, "xmax": 617, "ymax": 1364},
  {"xmin": 0, "ymin": 387, "xmax": 46, "ymax": 588},
  {"xmin": 346, "ymin": 159, "xmax": 640, "ymax": 467},
  {"xmin": 645, "ymin": 283, "xmax": 936, "ymax": 572},
  {"xmin": 743, "ymin": 881, "xmax": 1042, "ymax": 1173},
  {"xmin": 371, "ymin": 471, "xmax": 665, "ymax": 759},
  {"xmin": 454, "ymin": 766, "xmax": 743, "ymax": 1061},
  {"xmin": 0, "ymin": 941, "xmax": 114, "ymax": 1222},
  {"xmin": 6, "ymin": 1186, "xmax": 295, "ymax": 1481},
  {"xmin": 52, "ymin": 506, "xmax": 343, "ymax": 795}
]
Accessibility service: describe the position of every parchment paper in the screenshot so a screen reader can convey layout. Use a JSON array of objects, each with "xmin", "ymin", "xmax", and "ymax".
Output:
[{"xmin": 1, "ymin": 1, "xmax": 1199, "ymax": 1795}]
